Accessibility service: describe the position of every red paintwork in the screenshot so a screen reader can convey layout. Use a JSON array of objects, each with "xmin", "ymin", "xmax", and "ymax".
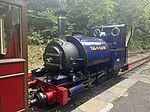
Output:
[
  {"xmin": 28, "ymin": 77, "xmax": 68, "ymax": 105},
  {"xmin": 44, "ymin": 91, "xmax": 55, "ymax": 102},
  {"xmin": 29, "ymin": 78, "xmax": 56, "ymax": 91},
  {"xmin": 56, "ymin": 87, "xmax": 68, "ymax": 105},
  {"xmin": 0, "ymin": 62, "xmax": 24, "ymax": 75},
  {"xmin": 0, "ymin": 61, "xmax": 25, "ymax": 112},
  {"xmin": 0, "ymin": 76, "xmax": 25, "ymax": 112}
]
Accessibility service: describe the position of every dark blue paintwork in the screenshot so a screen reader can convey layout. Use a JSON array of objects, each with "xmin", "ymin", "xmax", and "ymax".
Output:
[
  {"xmin": 66, "ymin": 24, "xmax": 127, "ymax": 71},
  {"xmin": 69, "ymin": 83, "xmax": 84, "ymax": 96},
  {"xmin": 90, "ymin": 24, "xmax": 127, "ymax": 69},
  {"xmin": 91, "ymin": 24, "xmax": 126, "ymax": 49},
  {"xmin": 66, "ymin": 36, "xmax": 111, "ymax": 66}
]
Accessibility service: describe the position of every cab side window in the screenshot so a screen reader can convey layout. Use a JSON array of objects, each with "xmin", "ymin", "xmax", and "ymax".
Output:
[{"xmin": 0, "ymin": 2, "xmax": 22, "ymax": 59}]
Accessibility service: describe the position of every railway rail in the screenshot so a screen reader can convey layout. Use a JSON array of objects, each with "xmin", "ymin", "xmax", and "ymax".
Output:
[
  {"xmin": 29, "ymin": 53, "xmax": 150, "ymax": 112},
  {"xmin": 127, "ymin": 56, "xmax": 150, "ymax": 72},
  {"xmin": 128, "ymin": 49, "xmax": 150, "ymax": 57}
]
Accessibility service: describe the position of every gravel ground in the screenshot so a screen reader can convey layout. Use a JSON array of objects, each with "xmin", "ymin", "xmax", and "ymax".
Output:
[
  {"xmin": 126, "ymin": 59, "xmax": 150, "ymax": 78},
  {"xmin": 128, "ymin": 52, "xmax": 150, "ymax": 63}
]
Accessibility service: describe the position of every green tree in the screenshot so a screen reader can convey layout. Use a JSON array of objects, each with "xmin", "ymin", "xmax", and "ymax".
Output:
[
  {"xmin": 27, "ymin": 0, "xmax": 59, "ymax": 42},
  {"xmin": 113, "ymin": 0, "xmax": 150, "ymax": 50},
  {"xmin": 66, "ymin": 0, "xmax": 115, "ymax": 33},
  {"xmin": 27, "ymin": 0, "xmax": 150, "ymax": 50},
  {"xmin": 114, "ymin": 0, "xmax": 150, "ymax": 31}
]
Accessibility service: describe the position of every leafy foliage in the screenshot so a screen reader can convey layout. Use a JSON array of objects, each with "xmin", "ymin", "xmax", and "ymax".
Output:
[
  {"xmin": 27, "ymin": 0, "xmax": 150, "ymax": 51},
  {"xmin": 28, "ymin": 44, "xmax": 46, "ymax": 71},
  {"xmin": 66, "ymin": 0, "xmax": 115, "ymax": 33}
]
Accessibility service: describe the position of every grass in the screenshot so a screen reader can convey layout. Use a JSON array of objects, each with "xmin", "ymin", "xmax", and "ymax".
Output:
[{"xmin": 28, "ymin": 44, "xmax": 46, "ymax": 72}]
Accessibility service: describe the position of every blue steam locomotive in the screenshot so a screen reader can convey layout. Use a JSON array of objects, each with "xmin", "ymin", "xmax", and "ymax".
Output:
[
  {"xmin": 29, "ymin": 11, "xmax": 130, "ymax": 107},
  {"xmin": 42, "ymin": 23, "xmax": 129, "ymax": 83}
]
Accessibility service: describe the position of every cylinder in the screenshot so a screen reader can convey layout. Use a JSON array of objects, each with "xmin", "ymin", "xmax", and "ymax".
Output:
[{"xmin": 69, "ymin": 84, "xmax": 84, "ymax": 96}]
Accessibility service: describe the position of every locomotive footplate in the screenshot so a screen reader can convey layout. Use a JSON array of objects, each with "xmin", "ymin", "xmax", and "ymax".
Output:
[{"xmin": 51, "ymin": 75, "xmax": 68, "ymax": 85}]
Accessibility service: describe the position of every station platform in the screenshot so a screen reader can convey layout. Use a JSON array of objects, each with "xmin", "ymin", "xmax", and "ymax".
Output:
[
  {"xmin": 72, "ymin": 74, "xmax": 150, "ymax": 112},
  {"xmin": 110, "ymin": 81, "xmax": 150, "ymax": 112}
]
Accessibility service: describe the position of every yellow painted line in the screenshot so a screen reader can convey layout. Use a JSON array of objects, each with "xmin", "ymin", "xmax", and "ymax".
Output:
[
  {"xmin": 139, "ymin": 78, "xmax": 150, "ymax": 84},
  {"xmin": 107, "ymin": 86, "xmax": 127, "ymax": 97},
  {"xmin": 138, "ymin": 77, "xmax": 150, "ymax": 84},
  {"xmin": 130, "ymin": 76, "xmax": 150, "ymax": 84},
  {"xmin": 78, "ymin": 99, "xmax": 113, "ymax": 112},
  {"xmin": 115, "ymin": 78, "xmax": 138, "ymax": 89}
]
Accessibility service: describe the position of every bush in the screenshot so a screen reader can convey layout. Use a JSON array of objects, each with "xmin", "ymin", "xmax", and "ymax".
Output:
[{"xmin": 28, "ymin": 44, "xmax": 46, "ymax": 71}]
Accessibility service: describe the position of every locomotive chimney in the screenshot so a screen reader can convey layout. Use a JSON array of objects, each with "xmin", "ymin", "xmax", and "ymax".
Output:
[{"xmin": 58, "ymin": 10, "xmax": 66, "ymax": 38}]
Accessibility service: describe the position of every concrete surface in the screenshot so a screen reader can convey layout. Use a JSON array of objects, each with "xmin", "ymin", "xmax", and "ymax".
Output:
[
  {"xmin": 72, "ymin": 77, "xmax": 150, "ymax": 112},
  {"xmin": 110, "ymin": 81, "xmax": 150, "ymax": 112}
]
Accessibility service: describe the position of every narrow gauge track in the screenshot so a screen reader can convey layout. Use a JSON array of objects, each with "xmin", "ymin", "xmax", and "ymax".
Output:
[
  {"xmin": 29, "ymin": 55, "xmax": 150, "ymax": 112},
  {"xmin": 126, "ymin": 55, "xmax": 150, "ymax": 72},
  {"xmin": 128, "ymin": 49, "xmax": 150, "ymax": 57}
]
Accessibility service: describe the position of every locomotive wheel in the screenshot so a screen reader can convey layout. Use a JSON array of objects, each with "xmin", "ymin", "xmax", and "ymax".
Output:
[
  {"xmin": 95, "ymin": 75, "xmax": 107, "ymax": 85},
  {"xmin": 106, "ymin": 69, "xmax": 120, "ymax": 79}
]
